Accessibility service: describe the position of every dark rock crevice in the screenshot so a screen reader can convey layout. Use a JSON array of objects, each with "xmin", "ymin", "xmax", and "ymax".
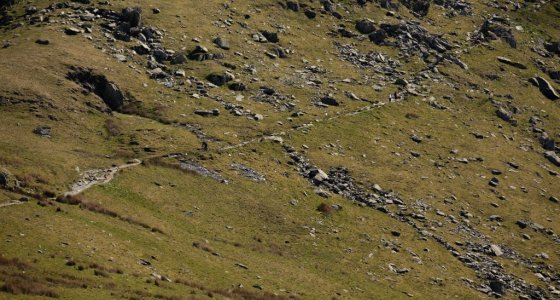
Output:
[{"xmin": 67, "ymin": 67, "xmax": 127, "ymax": 112}]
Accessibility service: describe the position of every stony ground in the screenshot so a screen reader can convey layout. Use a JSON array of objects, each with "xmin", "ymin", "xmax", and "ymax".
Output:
[{"xmin": 0, "ymin": 0, "xmax": 559, "ymax": 299}]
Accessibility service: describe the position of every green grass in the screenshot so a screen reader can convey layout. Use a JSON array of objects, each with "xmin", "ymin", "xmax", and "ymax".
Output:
[{"xmin": 1, "ymin": 0, "xmax": 559, "ymax": 299}]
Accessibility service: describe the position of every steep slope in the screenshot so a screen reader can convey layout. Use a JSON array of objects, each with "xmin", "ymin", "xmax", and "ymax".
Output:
[{"xmin": 0, "ymin": 0, "xmax": 559, "ymax": 299}]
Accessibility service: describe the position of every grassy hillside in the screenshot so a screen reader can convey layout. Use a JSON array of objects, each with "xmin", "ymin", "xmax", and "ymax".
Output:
[{"xmin": 0, "ymin": 0, "xmax": 559, "ymax": 299}]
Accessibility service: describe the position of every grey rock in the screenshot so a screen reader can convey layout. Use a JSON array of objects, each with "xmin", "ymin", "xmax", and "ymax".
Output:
[
  {"xmin": 175, "ymin": 69, "xmax": 186, "ymax": 77},
  {"xmin": 401, "ymin": 0, "xmax": 431, "ymax": 17},
  {"xmin": 304, "ymin": 9, "xmax": 316, "ymax": 19},
  {"xmin": 35, "ymin": 39, "xmax": 49, "ymax": 45},
  {"xmin": 171, "ymin": 53, "xmax": 188, "ymax": 64},
  {"xmin": 194, "ymin": 109, "xmax": 220, "ymax": 117},
  {"xmin": 213, "ymin": 36, "xmax": 230, "ymax": 50},
  {"xmin": 33, "ymin": 126, "xmax": 52, "ymax": 138},
  {"xmin": 0, "ymin": 168, "xmax": 18, "ymax": 190},
  {"xmin": 261, "ymin": 31, "xmax": 279, "ymax": 43},
  {"xmin": 516, "ymin": 220, "xmax": 528, "ymax": 229},
  {"xmin": 286, "ymin": 1, "xmax": 300, "ymax": 11},
  {"xmin": 489, "ymin": 280, "xmax": 506, "ymax": 296},
  {"xmin": 228, "ymin": 82, "xmax": 246, "ymax": 91},
  {"xmin": 206, "ymin": 72, "xmax": 235, "ymax": 86},
  {"xmin": 315, "ymin": 188, "xmax": 331, "ymax": 198},
  {"xmin": 489, "ymin": 244, "xmax": 503, "ymax": 256},
  {"xmin": 356, "ymin": 19, "xmax": 376, "ymax": 34},
  {"xmin": 121, "ymin": 7, "xmax": 142, "ymax": 28},
  {"xmin": 497, "ymin": 56, "xmax": 527, "ymax": 69},
  {"xmin": 411, "ymin": 134, "xmax": 423, "ymax": 143},
  {"xmin": 530, "ymin": 76, "xmax": 560, "ymax": 100},
  {"xmin": 67, "ymin": 67, "xmax": 125, "ymax": 111},
  {"xmin": 65, "ymin": 27, "xmax": 82, "ymax": 35},
  {"xmin": 544, "ymin": 151, "xmax": 560, "ymax": 167},
  {"xmin": 180, "ymin": 160, "xmax": 228, "ymax": 184},
  {"xmin": 496, "ymin": 107, "xmax": 516, "ymax": 125},
  {"xmin": 309, "ymin": 168, "xmax": 329, "ymax": 183},
  {"xmin": 133, "ymin": 42, "xmax": 150, "ymax": 55},
  {"xmin": 231, "ymin": 163, "xmax": 266, "ymax": 182},
  {"xmin": 320, "ymin": 96, "xmax": 340, "ymax": 106}
]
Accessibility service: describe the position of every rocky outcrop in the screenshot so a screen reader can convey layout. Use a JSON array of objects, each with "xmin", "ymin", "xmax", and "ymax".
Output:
[
  {"xmin": 67, "ymin": 67, "xmax": 127, "ymax": 112},
  {"xmin": 530, "ymin": 76, "xmax": 560, "ymax": 100}
]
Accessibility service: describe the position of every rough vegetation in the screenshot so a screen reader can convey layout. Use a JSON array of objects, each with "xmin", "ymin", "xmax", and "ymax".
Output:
[{"xmin": 0, "ymin": 0, "xmax": 559, "ymax": 299}]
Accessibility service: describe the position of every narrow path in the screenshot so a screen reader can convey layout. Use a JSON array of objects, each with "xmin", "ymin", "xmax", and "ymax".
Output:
[
  {"xmin": 63, "ymin": 101, "xmax": 388, "ymax": 196},
  {"xmin": 0, "ymin": 200, "xmax": 26, "ymax": 208},
  {"xmin": 63, "ymin": 159, "xmax": 141, "ymax": 197}
]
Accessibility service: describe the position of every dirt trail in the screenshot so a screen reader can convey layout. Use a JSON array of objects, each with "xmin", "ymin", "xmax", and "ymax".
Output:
[
  {"xmin": 62, "ymin": 102, "xmax": 387, "ymax": 196},
  {"xmin": 0, "ymin": 200, "xmax": 26, "ymax": 208},
  {"xmin": 64, "ymin": 159, "xmax": 141, "ymax": 197}
]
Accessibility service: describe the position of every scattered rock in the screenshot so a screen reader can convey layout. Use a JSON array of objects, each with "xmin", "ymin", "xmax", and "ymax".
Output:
[
  {"xmin": 544, "ymin": 151, "xmax": 560, "ymax": 167},
  {"xmin": 121, "ymin": 6, "xmax": 142, "ymax": 28},
  {"xmin": 489, "ymin": 280, "xmax": 506, "ymax": 296},
  {"xmin": 304, "ymin": 9, "xmax": 316, "ymax": 19},
  {"xmin": 495, "ymin": 107, "xmax": 517, "ymax": 125},
  {"xmin": 320, "ymin": 96, "xmax": 340, "ymax": 106},
  {"xmin": 194, "ymin": 109, "xmax": 220, "ymax": 117},
  {"xmin": 489, "ymin": 244, "xmax": 503, "ymax": 256},
  {"xmin": 309, "ymin": 168, "xmax": 329, "ymax": 183},
  {"xmin": 0, "ymin": 168, "xmax": 18, "ymax": 190},
  {"xmin": 261, "ymin": 31, "xmax": 279, "ymax": 43},
  {"xmin": 231, "ymin": 163, "xmax": 266, "ymax": 182},
  {"xmin": 286, "ymin": 1, "xmax": 300, "ymax": 12},
  {"xmin": 213, "ymin": 36, "xmax": 230, "ymax": 50},
  {"xmin": 179, "ymin": 160, "xmax": 228, "ymax": 184},
  {"xmin": 35, "ymin": 39, "xmax": 49, "ymax": 45},
  {"xmin": 497, "ymin": 56, "xmax": 527, "ymax": 69},
  {"xmin": 206, "ymin": 72, "xmax": 235, "ymax": 86},
  {"xmin": 472, "ymin": 16, "xmax": 517, "ymax": 48},
  {"xmin": 356, "ymin": 19, "xmax": 376, "ymax": 34},
  {"xmin": 33, "ymin": 126, "xmax": 52, "ymax": 138},
  {"xmin": 67, "ymin": 67, "xmax": 126, "ymax": 112},
  {"xmin": 65, "ymin": 27, "xmax": 82, "ymax": 35}
]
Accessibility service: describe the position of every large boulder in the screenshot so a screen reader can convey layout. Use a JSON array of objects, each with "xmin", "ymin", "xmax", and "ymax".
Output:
[
  {"xmin": 67, "ymin": 67, "xmax": 126, "ymax": 111},
  {"xmin": 286, "ymin": 1, "xmax": 300, "ymax": 11},
  {"xmin": 356, "ymin": 19, "xmax": 376, "ymax": 34},
  {"xmin": 531, "ymin": 76, "xmax": 560, "ymax": 100},
  {"xmin": 261, "ymin": 31, "xmax": 279, "ymax": 43},
  {"xmin": 121, "ymin": 7, "xmax": 142, "ymax": 28},
  {"xmin": 400, "ymin": 0, "xmax": 430, "ymax": 16},
  {"xmin": 0, "ymin": 168, "xmax": 18, "ymax": 190},
  {"xmin": 206, "ymin": 72, "xmax": 235, "ymax": 86},
  {"xmin": 545, "ymin": 151, "xmax": 560, "ymax": 167}
]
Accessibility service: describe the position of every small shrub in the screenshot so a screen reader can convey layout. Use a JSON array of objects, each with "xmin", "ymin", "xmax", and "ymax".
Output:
[
  {"xmin": 104, "ymin": 118, "xmax": 122, "ymax": 136},
  {"xmin": 93, "ymin": 269, "xmax": 109, "ymax": 277},
  {"xmin": 56, "ymin": 195, "xmax": 83, "ymax": 205},
  {"xmin": 405, "ymin": 113, "xmax": 419, "ymax": 119},
  {"xmin": 317, "ymin": 203, "xmax": 334, "ymax": 214}
]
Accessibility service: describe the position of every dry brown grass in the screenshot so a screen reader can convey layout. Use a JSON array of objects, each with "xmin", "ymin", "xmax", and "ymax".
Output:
[
  {"xmin": 56, "ymin": 195, "xmax": 164, "ymax": 234},
  {"xmin": 174, "ymin": 278, "xmax": 299, "ymax": 300},
  {"xmin": 0, "ymin": 278, "xmax": 58, "ymax": 298},
  {"xmin": 0, "ymin": 256, "xmax": 29, "ymax": 270},
  {"xmin": 104, "ymin": 118, "xmax": 122, "ymax": 136},
  {"xmin": 316, "ymin": 203, "xmax": 334, "ymax": 214}
]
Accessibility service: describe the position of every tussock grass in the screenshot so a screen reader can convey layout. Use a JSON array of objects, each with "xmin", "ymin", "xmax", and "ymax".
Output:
[
  {"xmin": 56, "ymin": 194, "xmax": 164, "ymax": 234},
  {"xmin": 0, "ymin": 278, "xmax": 58, "ymax": 298}
]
